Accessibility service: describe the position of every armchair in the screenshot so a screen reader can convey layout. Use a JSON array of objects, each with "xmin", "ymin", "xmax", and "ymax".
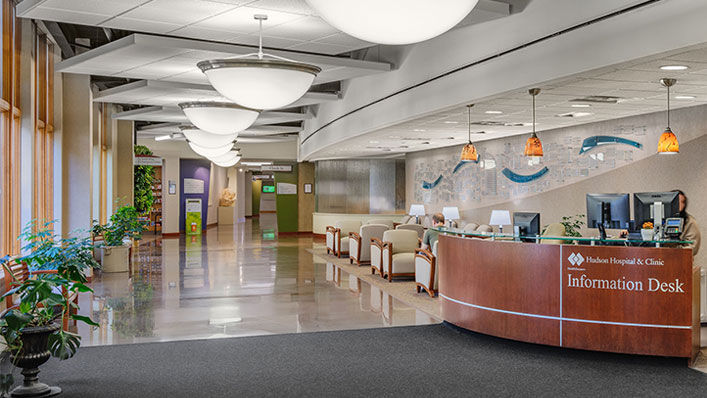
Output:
[
  {"xmin": 396, "ymin": 223, "xmax": 425, "ymax": 239},
  {"xmin": 325, "ymin": 220, "xmax": 362, "ymax": 257},
  {"xmin": 463, "ymin": 223, "xmax": 479, "ymax": 232},
  {"xmin": 349, "ymin": 224, "xmax": 389, "ymax": 265},
  {"xmin": 380, "ymin": 229, "xmax": 419, "ymax": 282},
  {"xmin": 415, "ymin": 241, "xmax": 439, "ymax": 297},
  {"xmin": 365, "ymin": 219, "xmax": 394, "ymax": 229}
]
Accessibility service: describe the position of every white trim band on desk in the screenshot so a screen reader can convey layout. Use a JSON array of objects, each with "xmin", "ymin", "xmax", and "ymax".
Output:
[{"xmin": 440, "ymin": 293, "xmax": 692, "ymax": 330}]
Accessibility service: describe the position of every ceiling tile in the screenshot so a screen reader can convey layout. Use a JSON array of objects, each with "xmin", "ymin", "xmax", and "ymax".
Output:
[
  {"xmin": 287, "ymin": 41, "xmax": 350, "ymax": 55},
  {"xmin": 261, "ymin": 16, "xmax": 338, "ymax": 41},
  {"xmin": 249, "ymin": 0, "xmax": 314, "ymax": 15},
  {"xmin": 105, "ymin": 17, "xmax": 182, "ymax": 34},
  {"xmin": 21, "ymin": 7, "xmax": 107, "ymax": 25},
  {"xmin": 194, "ymin": 6, "xmax": 302, "ymax": 34},
  {"xmin": 122, "ymin": 0, "xmax": 236, "ymax": 26},
  {"xmin": 40, "ymin": 0, "xmax": 146, "ymax": 16},
  {"xmin": 168, "ymin": 26, "xmax": 241, "ymax": 42}
]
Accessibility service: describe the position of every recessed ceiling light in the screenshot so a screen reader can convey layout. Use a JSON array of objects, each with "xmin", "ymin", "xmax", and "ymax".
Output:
[
  {"xmin": 660, "ymin": 65, "xmax": 688, "ymax": 71},
  {"xmin": 571, "ymin": 104, "xmax": 591, "ymax": 108},
  {"xmin": 443, "ymin": 121, "xmax": 459, "ymax": 124},
  {"xmin": 485, "ymin": 110, "xmax": 503, "ymax": 114},
  {"xmin": 155, "ymin": 134, "xmax": 173, "ymax": 141},
  {"xmin": 389, "ymin": 135, "xmax": 401, "ymax": 139},
  {"xmin": 675, "ymin": 95, "xmax": 696, "ymax": 100},
  {"xmin": 412, "ymin": 129, "xmax": 426, "ymax": 132},
  {"xmin": 369, "ymin": 140, "xmax": 379, "ymax": 143},
  {"xmin": 556, "ymin": 112, "xmax": 593, "ymax": 118}
]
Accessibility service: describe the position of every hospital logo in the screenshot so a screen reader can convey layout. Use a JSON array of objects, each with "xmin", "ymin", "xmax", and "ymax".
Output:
[{"xmin": 568, "ymin": 253, "xmax": 585, "ymax": 266}]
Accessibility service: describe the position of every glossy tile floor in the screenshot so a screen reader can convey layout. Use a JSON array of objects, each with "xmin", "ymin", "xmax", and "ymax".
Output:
[{"xmin": 75, "ymin": 215, "xmax": 438, "ymax": 346}]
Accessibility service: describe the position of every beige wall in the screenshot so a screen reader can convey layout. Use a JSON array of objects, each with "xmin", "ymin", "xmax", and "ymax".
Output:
[
  {"xmin": 61, "ymin": 74, "xmax": 93, "ymax": 236},
  {"xmin": 115, "ymin": 120, "xmax": 133, "ymax": 206},
  {"xmin": 297, "ymin": 162, "xmax": 315, "ymax": 232},
  {"xmin": 160, "ymin": 156, "xmax": 180, "ymax": 234},
  {"xmin": 406, "ymin": 106, "xmax": 707, "ymax": 267}
]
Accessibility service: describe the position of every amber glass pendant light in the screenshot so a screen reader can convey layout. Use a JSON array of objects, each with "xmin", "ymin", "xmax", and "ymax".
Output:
[
  {"xmin": 524, "ymin": 88, "xmax": 543, "ymax": 157},
  {"xmin": 657, "ymin": 78, "xmax": 679, "ymax": 154},
  {"xmin": 460, "ymin": 104, "xmax": 479, "ymax": 162}
]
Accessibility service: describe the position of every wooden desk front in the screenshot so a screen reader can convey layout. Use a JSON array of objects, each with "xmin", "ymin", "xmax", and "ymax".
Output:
[{"xmin": 438, "ymin": 235, "xmax": 700, "ymax": 362}]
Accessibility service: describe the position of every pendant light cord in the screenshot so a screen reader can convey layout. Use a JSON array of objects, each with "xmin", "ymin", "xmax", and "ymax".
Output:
[
  {"xmin": 532, "ymin": 94, "xmax": 536, "ymax": 134},
  {"xmin": 667, "ymin": 84, "xmax": 670, "ymax": 128},
  {"xmin": 467, "ymin": 105, "xmax": 472, "ymax": 143}
]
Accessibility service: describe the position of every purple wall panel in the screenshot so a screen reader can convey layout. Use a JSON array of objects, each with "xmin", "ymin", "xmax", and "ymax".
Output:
[{"xmin": 179, "ymin": 159, "xmax": 211, "ymax": 231}]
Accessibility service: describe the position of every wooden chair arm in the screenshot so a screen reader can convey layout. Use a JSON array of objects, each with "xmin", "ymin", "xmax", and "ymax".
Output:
[
  {"xmin": 381, "ymin": 241, "xmax": 392, "ymax": 251},
  {"xmin": 415, "ymin": 248, "xmax": 435, "ymax": 261},
  {"xmin": 30, "ymin": 270, "xmax": 59, "ymax": 275},
  {"xmin": 418, "ymin": 238, "xmax": 422, "ymax": 247},
  {"xmin": 370, "ymin": 237, "xmax": 384, "ymax": 249},
  {"xmin": 392, "ymin": 222, "xmax": 401, "ymax": 229},
  {"xmin": 325, "ymin": 226, "xmax": 337, "ymax": 233},
  {"xmin": 349, "ymin": 232, "xmax": 361, "ymax": 242}
]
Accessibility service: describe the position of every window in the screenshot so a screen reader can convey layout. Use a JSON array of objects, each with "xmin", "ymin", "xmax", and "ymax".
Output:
[
  {"xmin": 1, "ymin": 0, "xmax": 21, "ymax": 255},
  {"xmin": 33, "ymin": 32, "xmax": 54, "ymax": 224}
]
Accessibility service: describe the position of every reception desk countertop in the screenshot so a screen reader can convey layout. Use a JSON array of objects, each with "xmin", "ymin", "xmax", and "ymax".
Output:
[{"xmin": 438, "ymin": 234, "xmax": 700, "ymax": 364}]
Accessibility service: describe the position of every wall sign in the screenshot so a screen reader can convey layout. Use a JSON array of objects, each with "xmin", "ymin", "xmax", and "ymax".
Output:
[
  {"xmin": 134, "ymin": 155, "xmax": 163, "ymax": 166},
  {"xmin": 304, "ymin": 183, "xmax": 313, "ymax": 194},
  {"xmin": 168, "ymin": 180, "xmax": 177, "ymax": 195},
  {"xmin": 262, "ymin": 165, "xmax": 292, "ymax": 172},
  {"xmin": 277, "ymin": 182, "xmax": 297, "ymax": 195},
  {"xmin": 183, "ymin": 178, "xmax": 205, "ymax": 194},
  {"xmin": 185, "ymin": 198, "xmax": 202, "ymax": 235}
]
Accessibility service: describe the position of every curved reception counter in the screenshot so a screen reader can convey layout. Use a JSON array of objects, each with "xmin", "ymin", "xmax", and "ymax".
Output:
[{"xmin": 437, "ymin": 233, "xmax": 700, "ymax": 363}]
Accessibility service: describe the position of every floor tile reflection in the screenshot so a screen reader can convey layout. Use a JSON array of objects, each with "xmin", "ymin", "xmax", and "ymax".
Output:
[{"xmin": 76, "ymin": 219, "xmax": 438, "ymax": 346}]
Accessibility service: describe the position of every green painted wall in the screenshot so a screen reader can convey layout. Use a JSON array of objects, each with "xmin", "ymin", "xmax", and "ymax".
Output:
[
  {"xmin": 274, "ymin": 164, "xmax": 298, "ymax": 233},
  {"xmin": 252, "ymin": 180, "xmax": 261, "ymax": 215}
]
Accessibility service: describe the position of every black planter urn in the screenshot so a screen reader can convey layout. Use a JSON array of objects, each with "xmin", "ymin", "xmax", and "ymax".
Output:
[{"xmin": 10, "ymin": 323, "xmax": 61, "ymax": 397}]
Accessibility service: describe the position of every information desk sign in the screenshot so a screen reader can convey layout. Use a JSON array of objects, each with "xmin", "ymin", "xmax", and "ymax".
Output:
[{"xmin": 561, "ymin": 245, "xmax": 694, "ymax": 357}]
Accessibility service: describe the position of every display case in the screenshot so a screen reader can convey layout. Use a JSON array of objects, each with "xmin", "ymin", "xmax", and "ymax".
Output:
[{"xmin": 147, "ymin": 166, "xmax": 162, "ymax": 234}]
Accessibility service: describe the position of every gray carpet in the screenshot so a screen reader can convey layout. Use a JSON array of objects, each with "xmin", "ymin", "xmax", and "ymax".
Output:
[{"xmin": 33, "ymin": 324, "xmax": 707, "ymax": 397}]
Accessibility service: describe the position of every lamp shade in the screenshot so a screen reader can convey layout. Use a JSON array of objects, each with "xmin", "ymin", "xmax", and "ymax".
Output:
[
  {"xmin": 188, "ymin": 141, "xmax": 233, "ymax": 158},
  {"xmin": 489, "ymin": 210, "xmax": 511, "ymax": 226},
  {"xmin": 460, "ymin": 142, "xmax": 478, "ymax": 162},
  {"xmin": 198, "ymin": 59, "xmax": 321, "ymax": 110},
  {"xmin": 179, "ymin": 102, "xmax": 259, "ymax": 135},
  {"xmin": 657, "ymin": 127, "xmax": 679, "ymax": 154},
  {"xmin": 305, "ymin": 0, "xmax": 478, "ymax": 45},
  {"xmin": 212, "ymin": 155, "xmax": 242, "ymax": 168},
  {"xmin": 409, "ymin": 204, "xmax": 426, "ymax": 216},
  {"xmin": 442, "ymin": 206, "xmax": 460, "ymax": 220},
  {"xmin": 524, "ymin": 133, "xmax": 543, "ymax": 157},
  {"xmin": 182, "ymin": 128, "xmax": 236, "ymax": 149},
  {"xmin": 209, "ymin": 150, "xmax": 240, "ymax": 163}
]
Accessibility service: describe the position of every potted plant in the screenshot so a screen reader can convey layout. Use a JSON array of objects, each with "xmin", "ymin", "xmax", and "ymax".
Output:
[
  {"xmin": 96, "ymin": 205, "xmax": 147, "ymax": 273},
  {"xmin": 0, "ymin": 222, "xmax": 99, "ymax": 397},
  {"xmin": 641, "ymin": 221, "xmax": 655, "ymax": 241}
]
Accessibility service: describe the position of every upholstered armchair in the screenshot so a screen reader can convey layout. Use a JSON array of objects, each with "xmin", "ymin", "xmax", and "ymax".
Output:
[
  {"xmin": 370, "ymin": 237, "xmax": 385, "ymax": 276},
  {"xmin": 380, "ymin": 229, "xmax": 419, "ymax": 282},
  {"xmin": 541, "ymin": 222, "xmax": 566, "ymax": 245},
  {"xmin": 366, "ymin": 219, "xmax": 394, "ymax": 229},
  {"xmin": 396, "ymin": 223, "xmax": 425, "ymax": 239},
  {"xmin": 325, "ymin": 220, "xmax": 362, "ymax": 257},
  {"xmin": 463, "ymin": 222, "xmax": 479, "ymax": 232},
  {"xmin": 349, "ymin": 224, "xmax": 389, "ymax": 265},
  {"xmin": 415, "ymin": 240, "xmax": 439, "ymax": 297}
]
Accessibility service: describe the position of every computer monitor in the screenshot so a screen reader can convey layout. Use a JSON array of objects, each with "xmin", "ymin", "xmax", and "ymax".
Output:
[
  {"xmin": 633, "ymin": 191, "xmax": 680, "ymax": 226},
  {"xmin": 513, "ymin": 212, "xmax": 540, "ymax": 242},
  {"xmin": 586, "ymin": 193, "xmax": 630, "ymax": 240}
]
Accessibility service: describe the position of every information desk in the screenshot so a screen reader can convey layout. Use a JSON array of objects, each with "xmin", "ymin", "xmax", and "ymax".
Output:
[{"xmin": 436, "ymin": 229, "xmax": 700, "ymax": 364}]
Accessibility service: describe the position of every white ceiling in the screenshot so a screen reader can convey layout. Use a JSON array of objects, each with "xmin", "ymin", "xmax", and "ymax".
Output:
[
  {"xmin": 93, "ymin": 80, "xmax": 340, "ymax": 108},
  {"xmin": 310, "ymin": 44, "xmax": 707, "ymax": 159},
  {"xmin": 18, "ymin": 0, "xmax": 511, "ymax": 55},
  {"xmin": 113, "ymin": 105, "xmax": 311, "ymax": 125},
  {"xmin": 53, "ymin": 33, "xmax": 391, "ymax": 86}
]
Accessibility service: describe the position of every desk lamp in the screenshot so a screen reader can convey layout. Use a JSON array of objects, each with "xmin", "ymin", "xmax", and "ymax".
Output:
[
  {"xmin": 409, "ymin": 204, "xmax": 426, "ymax": 224},
  {"xmin": 442, "ymin": 206, "xmax": 460, "ymax": 228},
  {"xmin": 489, "ymin": 210, "xmax": 511, "ymax": 234}
]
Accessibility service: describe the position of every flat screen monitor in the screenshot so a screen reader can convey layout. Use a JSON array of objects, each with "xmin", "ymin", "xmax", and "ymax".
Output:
[
  {"xmin": 633, "ymin": 191, "xmax": 680, "ymax": 225},
  {"xmin": 586, "ymin": 193, "xmax": 630, "ymax": 230},
  {"xmin": 262, "ymin": 185, "xmax": 275, "ymax": 193},
  {"xmin": 513, "ymin": 212, "xmax": 540, "ymax": 242}
]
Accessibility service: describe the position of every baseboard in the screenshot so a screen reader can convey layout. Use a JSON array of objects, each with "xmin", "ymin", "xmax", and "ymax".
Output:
[
  {"xmin": 278, "ymin": 231, "xmax": 313, "ymax": 236},
  {"xmin": 207, "ymin": 223, "xmax": 218, "ymax": 228},
  {"xmin": 312, "ymin": 233, "xmax": 326, "ymax": 241},
  {"xmin": 260, "ymin": 210, "xmax": 276, "ymax": 214},
  {"xmin": 161, "ymin": 232, "xmax": 180, "ymax": 238}
]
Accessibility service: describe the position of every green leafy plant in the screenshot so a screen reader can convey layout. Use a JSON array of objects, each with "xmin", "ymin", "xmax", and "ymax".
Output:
[
  {"xmin": 0, "ymin": 221, "xmax": 99, "ymax": 395},
  {"xmin": 94, "ymin": 205, "xmax": 147, "ymax": 247},
  {"xmin": 134, "ymin": 145, "xmax": 155, "ymax": 215}
]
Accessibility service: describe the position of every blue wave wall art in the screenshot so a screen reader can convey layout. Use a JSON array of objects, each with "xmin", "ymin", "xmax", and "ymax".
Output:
[
  {"xmin": 579, "ymin": 136, "xmax": 642, "ymax": 154},
  {"xmin": 501, "ymin": 167, "xmax": 549, "ymax": 183}
]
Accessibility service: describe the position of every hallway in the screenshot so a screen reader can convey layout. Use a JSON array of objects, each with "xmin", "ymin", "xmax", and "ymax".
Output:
[{"xmin": 77, "ymin": 216, "xmax": 438, "ymax": 346}]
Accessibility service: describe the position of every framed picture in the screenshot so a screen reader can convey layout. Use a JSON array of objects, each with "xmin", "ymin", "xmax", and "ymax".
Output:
[
  {"xmin": 304, "ymin": 183, "xmax": 313, "ymax": 194},
  {"xmin": 168, "ymin": 180, "xmax": 177, "ymax": 195}
]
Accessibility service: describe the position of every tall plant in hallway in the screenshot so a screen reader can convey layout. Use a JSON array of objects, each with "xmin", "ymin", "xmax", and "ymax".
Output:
[
  {"xmin": 0, "ymin": 221, "xmax": 99, "ymax": 397},
  {"xmin": 134, "ymin": 145, "xmax": 155, "ymax": 216}
]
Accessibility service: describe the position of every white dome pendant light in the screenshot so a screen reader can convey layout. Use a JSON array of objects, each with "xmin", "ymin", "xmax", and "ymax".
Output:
[
  {"xmin": 209, "ymin": 150, "xmax": 240, "ymax": 163},
  {"xmin": 305, "ymin": 0, "xmax": 479, "ymax": 45},
  {"xmin": 198, "ymin": 15, "xmax": 321, "ymax": 110},
  {"xmin": 188, "ymin": 141, "xmax": 234, "ymax": 158},
  {"xmin": 212, "ymin": 155, "xmax": 242, "ymax": 168},
  {"xmin": 182, "ymin": 127, "xmax": 237, "ymax": 149},
  {"xmin": 179, "ymin": 102, "xmax": 259, "ymax": 136}
]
